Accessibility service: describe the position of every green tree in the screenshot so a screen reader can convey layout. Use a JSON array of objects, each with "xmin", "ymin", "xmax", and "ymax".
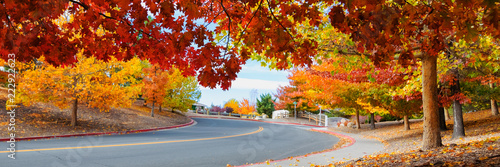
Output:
[
  {"xmin": 162, "ymin": 68, "xmax": 201, "ymax": 113},
  {"xmin": 256, "ymin": 93, "xmax": 276, "ymax": 117}
]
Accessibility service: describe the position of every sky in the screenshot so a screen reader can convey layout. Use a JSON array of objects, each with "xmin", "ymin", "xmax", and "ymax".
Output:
[{"xmin": 198, "ymin": 60, "xmax": 290, "ymax": 107}]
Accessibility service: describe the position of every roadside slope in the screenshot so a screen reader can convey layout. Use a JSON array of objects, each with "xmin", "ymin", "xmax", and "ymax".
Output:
[{"xmin": 0, "ymin": 89, "xmax": 191, "ymax": 138}]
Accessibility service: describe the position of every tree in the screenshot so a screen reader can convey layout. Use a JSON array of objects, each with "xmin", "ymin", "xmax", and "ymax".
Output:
[
  {"xmin": 0, "ymin": 0, "xmax": 246, "ymax": 90},
  {"xmin": 224, "ymin": 99, "xmax": 240, "ymax": 114},
  {"xmin": 18, "ymin": 54, "xmax": 143, "ymax": 126},
  {"xmin": 225, "ymin": 107, "xmax": 234, "ymax": 113},
  {"xmin": 239, "ymin": 98, "xmax": 256, "ymax": 115},
  {"xmin": 326, "ymin": 0, "xmax": 500, "ymax": 150},
  {"xmin": 210, "ymin": 105, "xmax": 225, "ymax": 113},
  {"xmin": 162, "ymin": 68, "xmax": 201, "ymax": 113},
  {"xmin": 142, "ymin": 65, "xmax": 169, "ymax": 117},
  {"xmin": 256, "ymin": 93, "xmax": 276, "ymax": 117},
  {"xmin": 455, "ymin": 36, "xmax": 500, "ymax": 116},
  {"xmin": 142, "ymin": 65, "xmax": 201, "ymax": 115}
]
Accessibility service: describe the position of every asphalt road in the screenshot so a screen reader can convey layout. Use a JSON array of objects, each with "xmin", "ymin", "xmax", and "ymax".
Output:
[{"xmin": 1, "ymin": 118, "xmax": 338, "ymax": 167}]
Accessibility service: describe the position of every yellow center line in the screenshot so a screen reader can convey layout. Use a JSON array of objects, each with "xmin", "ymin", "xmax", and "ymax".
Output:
[{"xmin": 0, "ymin": 127, "xmax": 264, "ymax": 153}]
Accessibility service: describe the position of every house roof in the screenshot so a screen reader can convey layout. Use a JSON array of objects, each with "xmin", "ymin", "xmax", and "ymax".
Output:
[{"xmin": 192, "ymin": 102, "xmax": 207, "ymax": 107}]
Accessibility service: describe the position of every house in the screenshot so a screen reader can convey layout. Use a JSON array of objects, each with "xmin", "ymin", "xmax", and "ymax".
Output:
[{"xmin": 191, "ymin": 103, "xmax": 207, "ymax": 111}]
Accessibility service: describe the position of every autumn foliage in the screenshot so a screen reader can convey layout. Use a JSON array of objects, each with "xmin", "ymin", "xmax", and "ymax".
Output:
[
  {"xmin": 17, "ymin": 53, "xmax": 143, "ymax": 126},
  {"xmin": 2, "ymin": 0, "xmax": 500, "ymax": 151},
  {"xmin": 238, "ymin": 98, "xmax": 256, "ymax": 115}
]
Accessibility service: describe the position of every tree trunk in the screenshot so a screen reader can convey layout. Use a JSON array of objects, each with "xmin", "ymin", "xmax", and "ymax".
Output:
[
  {"xmin": 151, "ymin": 102, "xmax": 155, "ymax": 117},
  {"xmin": 71, "ymin": 98, "xmax": 78, "ymax": 127},
  {"xmin": 490, "ymin": 83, "xmax": 499, "ymax": 116},
  {"xmin": 444, "ymin": 107, "xmax": 451, "ymax": 120},
  {"xmin": 370, "ymin": 113, "xmax": 375, "ymax": 129},
  {"xmin": 159, "ymin": 105, "xmax": 162, "ymax": 112},
  {"xmin": 452, "ymin": 100, "xmax": 465, "ymax": 139},
  {"xmin": 451, "ymin": 68, "xmax": 465, "ymax": 139},
  {"xmin": 421, "ymin": 55, "xmax": 442, "ymax": 149},
  {"xmin": 439, "ymin": 107, "xmax": 447, "ymax": 131},
  {"xmin": 404, "ymin": 115, "xmax": 410, "ymax": 131},
  {"xmin": 355, "ymin": 110, "xmax": 360, "ymax": 129}
]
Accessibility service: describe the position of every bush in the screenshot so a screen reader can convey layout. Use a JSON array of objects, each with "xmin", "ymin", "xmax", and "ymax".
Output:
[
  {"xmin": 351, "ymin": 115, "xmax": 368, "ymax": 124},
  {"xmin": 380, "ymin": 114, "xmax": 399, "ymax": 122}
]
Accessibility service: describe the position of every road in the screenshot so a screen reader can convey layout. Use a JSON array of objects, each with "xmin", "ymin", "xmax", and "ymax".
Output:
[{"xmin": 1, "ymin": 118, "xmax": 338, "ymax": 167}]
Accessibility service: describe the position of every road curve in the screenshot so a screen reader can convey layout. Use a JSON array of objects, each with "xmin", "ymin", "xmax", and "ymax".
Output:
[{"xmin": 1, "ymin": 118, "xmax": 338, "ymax": 167}]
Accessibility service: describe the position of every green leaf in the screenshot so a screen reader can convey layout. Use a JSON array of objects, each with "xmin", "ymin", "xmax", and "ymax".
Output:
[{"xmin": 368, "ymin": 74, "xmax": 376, "ymax": 82}]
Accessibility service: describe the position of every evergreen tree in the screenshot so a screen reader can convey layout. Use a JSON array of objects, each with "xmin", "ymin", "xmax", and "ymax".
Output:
[{"xmin": 256, "ymin": 93, "xmax": 276, "ymax": 117}]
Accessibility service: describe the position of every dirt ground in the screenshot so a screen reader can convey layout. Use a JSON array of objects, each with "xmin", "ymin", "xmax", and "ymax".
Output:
[
  {"xmin": 0, "ymin": 90, "xmax": 191, "ymax": 138},
  {"xmin": 328, "ymin": 109, "xmax": 500, "ymax": 166}
]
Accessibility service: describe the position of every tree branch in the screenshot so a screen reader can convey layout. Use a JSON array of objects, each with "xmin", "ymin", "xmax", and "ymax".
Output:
[
  {"xmin": 265, "ymin": 0, "xmax": 295, "ymax": 40},
  {"xmin": 234, "ymin": 0, "xmax": 264, "ymax": 48},
  {"xmin": 69, "ymin": 0, "xmax": 158, "ymax": 42},
  {"xmin": 219, "ymin": 0, "xmax": 232, "ymax": 55}
]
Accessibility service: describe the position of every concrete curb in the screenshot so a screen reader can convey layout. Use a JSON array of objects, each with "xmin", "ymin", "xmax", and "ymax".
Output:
[
  {"xmin": 188, "ymin": 115, "xmax": 324, "ymax": 127},
  {"xmin": 0, "ymin": 119, "xmax": 195, "ymax": 142},
  {"xmin": 236, "ymin": 129, "xmax": 356, "ymax": 167}
]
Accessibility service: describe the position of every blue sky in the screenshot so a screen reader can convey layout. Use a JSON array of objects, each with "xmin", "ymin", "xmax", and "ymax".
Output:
[{"xmin": 198, "ymin": 60, "xmax": 290, "ymax": 107}]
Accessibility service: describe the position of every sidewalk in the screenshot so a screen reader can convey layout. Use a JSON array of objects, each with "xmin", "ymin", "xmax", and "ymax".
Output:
[
  {"xmin": 246, "ymin": 128, "xmax": 384, "ymax": 167},
  {"xmin": 188, "ymin": 112, "xmax": 385, "ymax": 166}
]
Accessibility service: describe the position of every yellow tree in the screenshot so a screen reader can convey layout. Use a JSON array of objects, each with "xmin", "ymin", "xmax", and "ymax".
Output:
[
  {"xmin": 224, "ymin": 99, "xmax": 240, "ymax": 113},
  {"xmin": 162, "ymin": 68, "xmax": 201, "ymax": 113},
  {"xmin": 17, "ymin": 53, "xmax": 143, "ymax": 126}
]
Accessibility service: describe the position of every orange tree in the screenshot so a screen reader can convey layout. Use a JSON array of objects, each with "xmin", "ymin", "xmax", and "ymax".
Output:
[
  {"xmin": 142, "ymin": 64, "xmax": 169, "ymax": 117},
  {"xmin": 239, "ymin": 98, "xmax": 255, "ymax": 115}
]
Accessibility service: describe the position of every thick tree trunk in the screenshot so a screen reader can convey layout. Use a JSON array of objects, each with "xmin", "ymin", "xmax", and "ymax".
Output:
[
  {"xmin": 491, "ymin": 99, "xmax": 499, "ymax": 116},
  {"xmin": 159, "ymin": 105, "xmax": 162, "ymax": 112},
  {"xmin": 404, "ymin": 115, "xmax": 410, "ymax": 131},
  {"xmin": 71, "ymin": 98, "xmax": 78, "ymax": 127},
  {"xmin": 444, "ymin": 107, "xmax": 451, "ymax": 120},
  {"xmin": 370, "ymin": 113, "xmax": 375, "ymax": 129},
  {"xmin": 421, "ymin": 55, "xmax": 442, "ymax": 149},
  {"xmin": 439, "ymin": 107, "xmax": 447, "ymax": 131},
  {"xmin": 490, "ymin": 83, "xmax": 499, "ymax": 116},
  {"xmin": 151, "ymin": 102, "xmax": 155, "ymax": 117},
  {"xmin": 355, "ymin": 110, "xmax": 360, "ymax": 129}
]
